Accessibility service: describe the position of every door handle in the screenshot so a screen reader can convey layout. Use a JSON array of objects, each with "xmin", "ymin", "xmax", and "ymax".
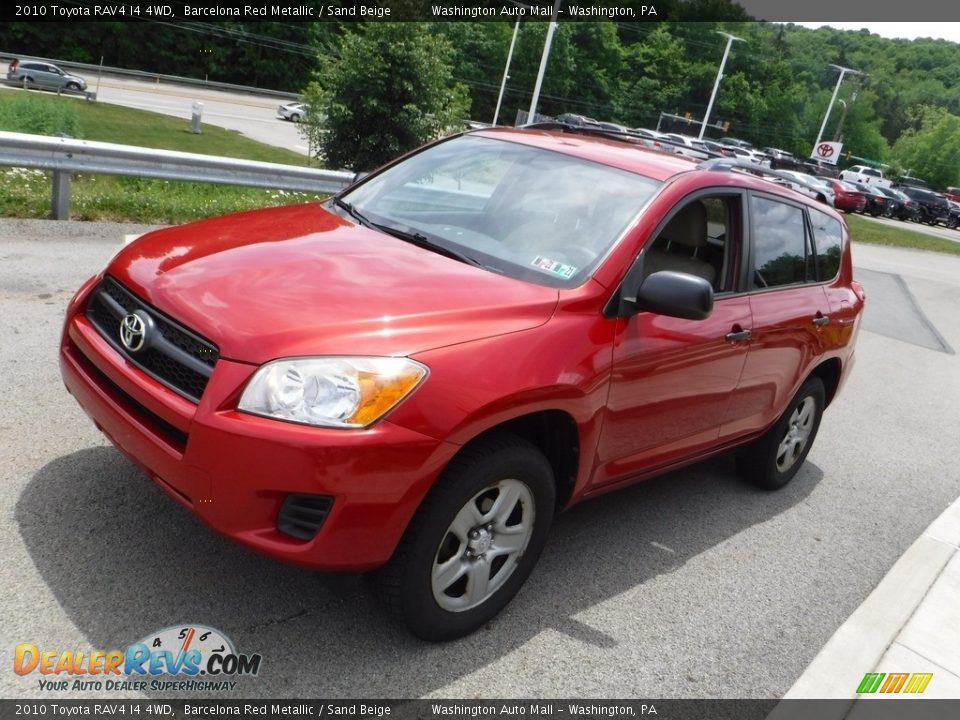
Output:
[
  {"xmin": 725, "ymin": 329, "xmax": 752, "ymax": 342},
  {"xmin": 812, "ymin": 315, "xmax": 830, "ymax": 327}
]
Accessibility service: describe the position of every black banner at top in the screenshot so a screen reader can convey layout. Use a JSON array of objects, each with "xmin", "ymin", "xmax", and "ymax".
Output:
[{"xmin": 3, "ymin": 0, "xmax": 960, "ymax": 23}]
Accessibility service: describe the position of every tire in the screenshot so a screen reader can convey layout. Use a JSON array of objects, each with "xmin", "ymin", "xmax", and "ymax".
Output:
[
  {"xmin": 736, "ymin": 377, "xmax": 825, "ymax": 491},
  {"xmin": 370, "ymin": 434, "xmax": 555, "ymax": 641},
  {"xmin": 290, "ymin": 113, "xmax": 301, "ymax": 122},
  {"xmin": 65, "ymin": 82, "xmax": 81, "ymax": 91}
]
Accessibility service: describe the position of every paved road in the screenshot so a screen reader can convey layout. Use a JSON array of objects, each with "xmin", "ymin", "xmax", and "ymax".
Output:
[
  {"xmin": 1, "ymin": 221, "xmax": 959, "ymax": 700},
  {"xmin": 1, "ymin": 73, "xmax": 309, "ymax": 155}
]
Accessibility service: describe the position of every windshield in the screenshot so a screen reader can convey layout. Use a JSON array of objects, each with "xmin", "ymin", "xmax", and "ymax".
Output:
[{"xmin": 340, "ymin": 134, "xmax": 661, "ymax": 288}]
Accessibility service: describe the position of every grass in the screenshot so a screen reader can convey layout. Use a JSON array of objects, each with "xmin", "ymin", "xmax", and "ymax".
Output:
[
  {"xmin": 4, "ymin": 92, "xmax": 960, "ymax": 254},
  {"xmin": 0, "ymin": 90, "xmax": 323, "ymax": 223},
  {"xmin": 846, "ymin": 215, "xmax": 960, "ymax": 257}
]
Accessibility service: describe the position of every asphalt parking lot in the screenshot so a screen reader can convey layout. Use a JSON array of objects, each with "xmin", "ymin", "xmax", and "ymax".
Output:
[{"xmin": 1, "ymin": 218, "xmax": 959, "ymax": 700}]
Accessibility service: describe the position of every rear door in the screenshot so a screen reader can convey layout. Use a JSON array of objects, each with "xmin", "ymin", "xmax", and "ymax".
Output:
[{"xmin": 720, "ymin": 193, "xmax": 831, "ymax": 440}]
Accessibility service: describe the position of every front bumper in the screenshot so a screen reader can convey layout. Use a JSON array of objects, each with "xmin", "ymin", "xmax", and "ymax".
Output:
[{"xmin": 60, "ymin": 308, "xmax": 458, "ymax": 571}]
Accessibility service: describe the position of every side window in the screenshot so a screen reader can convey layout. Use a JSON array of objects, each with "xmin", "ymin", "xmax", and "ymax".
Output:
[
  {"xmin": 750, "ymin": 196, "xmax": 809, "ymax": 289},
  {"xmin": 809, "ymin": 209, "xmax": 843, "ymax": 280},
  {"xmin": 644, "ymin": 194, "xmax": 741, "ymax": 294}
]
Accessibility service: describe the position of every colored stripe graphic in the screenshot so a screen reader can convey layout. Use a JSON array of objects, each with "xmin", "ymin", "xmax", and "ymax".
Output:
[
  {"xmin": 880, "ymin": 673, "xmax": 909, "ymax": 693},
  {"xmin": 856, "ymin": 672, "xmax": 932, "ymax": 694},
  {"xmin": 857, "ymin": 673, "xmax": 885, "ymax": 694},
  {"xmin": 904, "ymin": 673, "xmax": 934, "ymax": 694}
]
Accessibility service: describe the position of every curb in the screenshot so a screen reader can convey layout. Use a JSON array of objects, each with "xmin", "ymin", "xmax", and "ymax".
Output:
[{"xmin": 775, "ymin": 495, "xmax": 960, "ymax": 712}]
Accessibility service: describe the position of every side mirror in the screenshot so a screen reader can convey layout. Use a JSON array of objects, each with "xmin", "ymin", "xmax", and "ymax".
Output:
[{"xmin": 631, "ymin": 271, "xmax": 714, "ymax": 320}]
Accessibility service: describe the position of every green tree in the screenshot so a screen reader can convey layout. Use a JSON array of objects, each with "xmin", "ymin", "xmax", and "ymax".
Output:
[
  {"xmin": 617, "ymin": 26, "xmax": 691, "ymax": 127},
  {"xmin": 891, "ymin": 105, "xmax": 960, "ymax": 188},
  {"xmin": 301, "ymin": 23, "xmax": 469, "ymax": 172}
]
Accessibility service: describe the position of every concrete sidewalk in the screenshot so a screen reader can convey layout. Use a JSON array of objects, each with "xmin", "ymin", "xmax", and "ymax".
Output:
[{"xmin": 784, "ymin": 495, "xmax": 960, "ymax": 709}]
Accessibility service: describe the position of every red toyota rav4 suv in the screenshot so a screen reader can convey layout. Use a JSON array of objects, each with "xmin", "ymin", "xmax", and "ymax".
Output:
[{"xmin": 60, "ymin": 128, "xmax": 863, "ymax": 640}]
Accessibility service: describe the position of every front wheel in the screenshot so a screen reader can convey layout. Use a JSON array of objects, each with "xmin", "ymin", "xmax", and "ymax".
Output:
[
  {"xmin": 737, "ymin": 377, "xmax": 825, "ymax": 490},
  {"xmin": 371, "ymin": 434, "xmax": 555, "ymax": 641},
  {"xmin": 65, "ymin": 82, "xmax": 81, "ymax": 91}
]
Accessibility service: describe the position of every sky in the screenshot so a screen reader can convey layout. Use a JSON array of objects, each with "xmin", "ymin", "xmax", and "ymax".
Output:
[{"xmin": 790, "ymin": 22, "xmax": 960, "ymax": 44}]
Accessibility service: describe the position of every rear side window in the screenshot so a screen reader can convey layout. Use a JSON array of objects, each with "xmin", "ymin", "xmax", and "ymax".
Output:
[
  {"xmin": 809, "ymin": 209, "xmax": 843, "ymax": 280},
  {"xmin": 750, "ymin": 197, "xmax": 809, "ymax": 289}
]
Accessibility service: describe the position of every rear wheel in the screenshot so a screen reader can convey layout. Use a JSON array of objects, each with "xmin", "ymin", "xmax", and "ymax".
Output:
[
  {"xmin": 371, "ymin": 434, "xmax": 555, "ymax": 641},
  {"xmin": 737, "ymin": 377, "xmax": 825, "ymax": 491}
]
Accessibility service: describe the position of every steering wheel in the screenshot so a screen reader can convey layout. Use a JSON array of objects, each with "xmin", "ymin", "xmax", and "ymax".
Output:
[{"xmin": 502, "ymin": 222, "xmax": 596, "ymax": 270}]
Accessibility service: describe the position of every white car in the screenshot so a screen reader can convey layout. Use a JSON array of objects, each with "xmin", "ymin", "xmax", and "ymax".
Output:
[
  {"xmin": 729, "ymin": 146, "xmax": 765, "ymax": 165},
  {"xmin": 277, "ymin": 102, "xmax": 307, "ymax": 122},
  {"xmin": 775, "ymin": 170, "xmax": 836, "ymax": 207},
  {"xmin": 839, "ymin": 164, "xmax": 890, "ymax": 188},
  {"xmin": 659, "ymin": 133, "xmax": 711, "ymax": 160}
]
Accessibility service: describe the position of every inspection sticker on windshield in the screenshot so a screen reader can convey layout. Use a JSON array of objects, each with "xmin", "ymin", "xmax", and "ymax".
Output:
[{"xmin": 531, "ymin": 256, "xmax": 577, "ymax": 279}]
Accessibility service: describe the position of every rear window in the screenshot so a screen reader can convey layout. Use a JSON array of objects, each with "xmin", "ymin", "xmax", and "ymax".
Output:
[
  {"xmin": 750, "ymin": 197, "xmax": 810, "ymax": 289},
  {"xmin": 809, "ymin": 209, "xmax": 843, "ymax": 280}
]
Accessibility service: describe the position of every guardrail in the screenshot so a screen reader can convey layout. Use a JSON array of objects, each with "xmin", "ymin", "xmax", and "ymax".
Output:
[
  {"xmin": 0, "ymin": 130, "xmax": 354, "ymax": 220},
  {"xmin": 0, "ymin": 77, "xmax": 96, "ymax": 100}
]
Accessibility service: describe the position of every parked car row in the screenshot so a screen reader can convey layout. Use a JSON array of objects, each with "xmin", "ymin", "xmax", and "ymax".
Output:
[
  {"xmin": 545, "ymin": 113, "xmax": 960, "ymax": 231},
  {"xmin": 825, "ymin": 171, "xmax": 960, "ymax": 228}
]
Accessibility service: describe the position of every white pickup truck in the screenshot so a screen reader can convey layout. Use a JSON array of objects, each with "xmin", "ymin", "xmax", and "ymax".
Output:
[{"xmin": 839, "ymin": 164, "xmax": 891, "ymax": 187}]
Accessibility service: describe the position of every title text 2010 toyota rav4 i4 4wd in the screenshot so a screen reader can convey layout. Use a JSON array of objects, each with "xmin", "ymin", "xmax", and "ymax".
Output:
[{"xmin": 60, "ymin": 127, "xmax": 863, "ymax": 641}]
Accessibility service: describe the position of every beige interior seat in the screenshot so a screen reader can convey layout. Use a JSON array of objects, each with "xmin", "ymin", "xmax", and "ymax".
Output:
[{"xmin": 643, "ymin": 201, "xmax": 716, "ymax": 285}]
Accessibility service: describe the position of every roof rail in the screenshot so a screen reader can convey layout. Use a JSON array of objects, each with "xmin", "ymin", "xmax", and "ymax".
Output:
[
  {"xmin": 699, "ymin": 157, "xmax": 808, "ymax": 185},
  {"xmin": 522, "ymin": 120, "xmax": 646, "ymax": 143},
  {"xmin": 522, "ymin": 121, "xmax": 724, "ymax": 159}
]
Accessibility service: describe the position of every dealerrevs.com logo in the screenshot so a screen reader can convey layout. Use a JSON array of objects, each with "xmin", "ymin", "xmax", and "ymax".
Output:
[{"xmin": 14, "ymin": 625, "xmax": 262, "ymax": 693}]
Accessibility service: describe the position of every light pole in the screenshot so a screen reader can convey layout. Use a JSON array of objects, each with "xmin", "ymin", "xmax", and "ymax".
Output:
[
  {"xmin": 527, "ymin": 0, "xmax": 562, "ymax": 123},
  {"xmin": 833, "ymin": 99, "xmax": 848, "ymax": 143},
  {"xmin": 814, "ymin": 64, "xmax": 863, "ymax": 150},
  {"xmin": 698, "ymin": 31, "xmax": 744, "ymax": 141},
  {"xmin": 493, "ymin": 20, "xmax": 521, "ymax": 126}
]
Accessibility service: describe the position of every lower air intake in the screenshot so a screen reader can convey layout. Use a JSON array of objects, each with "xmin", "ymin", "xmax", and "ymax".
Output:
[{"xmin": 276, "ymin": 494, "xmax": 334, "ymax": 541}]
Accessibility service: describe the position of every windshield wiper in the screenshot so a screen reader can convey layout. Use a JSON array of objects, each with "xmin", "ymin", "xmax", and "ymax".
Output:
[
  {"xmin": 333, "ymin": 198, "xmax": 488, "ymax": 270},
  {"xmin": 332, "ymin": 197, "xmax": 375, "ymax": 229},
  {"xmin": 373, "ymin": 222, "xmax": 489, "ymax": 270}
]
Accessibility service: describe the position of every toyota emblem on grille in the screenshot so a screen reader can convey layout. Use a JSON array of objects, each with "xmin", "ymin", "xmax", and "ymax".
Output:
[{"xmin": 120, "ymin": 312, "xmax": 148, "ymax": 352}]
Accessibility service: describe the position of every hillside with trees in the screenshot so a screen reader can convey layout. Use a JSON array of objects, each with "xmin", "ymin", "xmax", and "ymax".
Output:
[{"xmin": 3, "ymin": 3, "xmax": 960, "ymax": 183}]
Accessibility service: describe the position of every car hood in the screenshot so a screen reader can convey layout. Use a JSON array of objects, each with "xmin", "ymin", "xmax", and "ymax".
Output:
[{"xmin": 106, "ymin": 203, "xmax": 559, "ymax": 364}]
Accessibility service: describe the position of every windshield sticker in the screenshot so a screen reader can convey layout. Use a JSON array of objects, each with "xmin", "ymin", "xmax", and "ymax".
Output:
[{"xmin": 531, "ymin": 256, "xmax": 577, "ymax": 279}]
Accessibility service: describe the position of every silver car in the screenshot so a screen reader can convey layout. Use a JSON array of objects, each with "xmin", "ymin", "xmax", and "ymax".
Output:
[
  {"xmin": 277, "ymin": 102, "xmax": 307, "ymax": 122},
  {"xmin": 7, "ymin": 59, "xmax": 86, "ymax": 91}
]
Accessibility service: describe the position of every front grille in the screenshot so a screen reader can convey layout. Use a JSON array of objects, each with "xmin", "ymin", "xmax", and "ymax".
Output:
[
  {"xmin": 73, "ymin": 348, "xmax": 189, "ymax": 452},
  {"xmin": 276, "ymin": 494, "xmax": 334, "ymax": 541},
  {"xmin": 86, "ymin": 276, "xmax": 219, "ymax": 402}
]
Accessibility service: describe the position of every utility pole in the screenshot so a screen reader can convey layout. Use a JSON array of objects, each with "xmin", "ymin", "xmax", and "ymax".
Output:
[
  {"xmin": 814, "ymin": 64, "xmax": 863, "ymax": 150},
  {"xmin": 493, "ymin": 20, "xmax": 521, "ymax": 126},
  {"xmin": 698, "ymin": 31, "xmax": 743, "ymax": 141}
]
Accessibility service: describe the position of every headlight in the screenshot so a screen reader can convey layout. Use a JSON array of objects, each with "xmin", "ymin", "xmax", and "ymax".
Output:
[{"xmin": 238, "ymin": 357, "xmax": 427, "ymax": 428}]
